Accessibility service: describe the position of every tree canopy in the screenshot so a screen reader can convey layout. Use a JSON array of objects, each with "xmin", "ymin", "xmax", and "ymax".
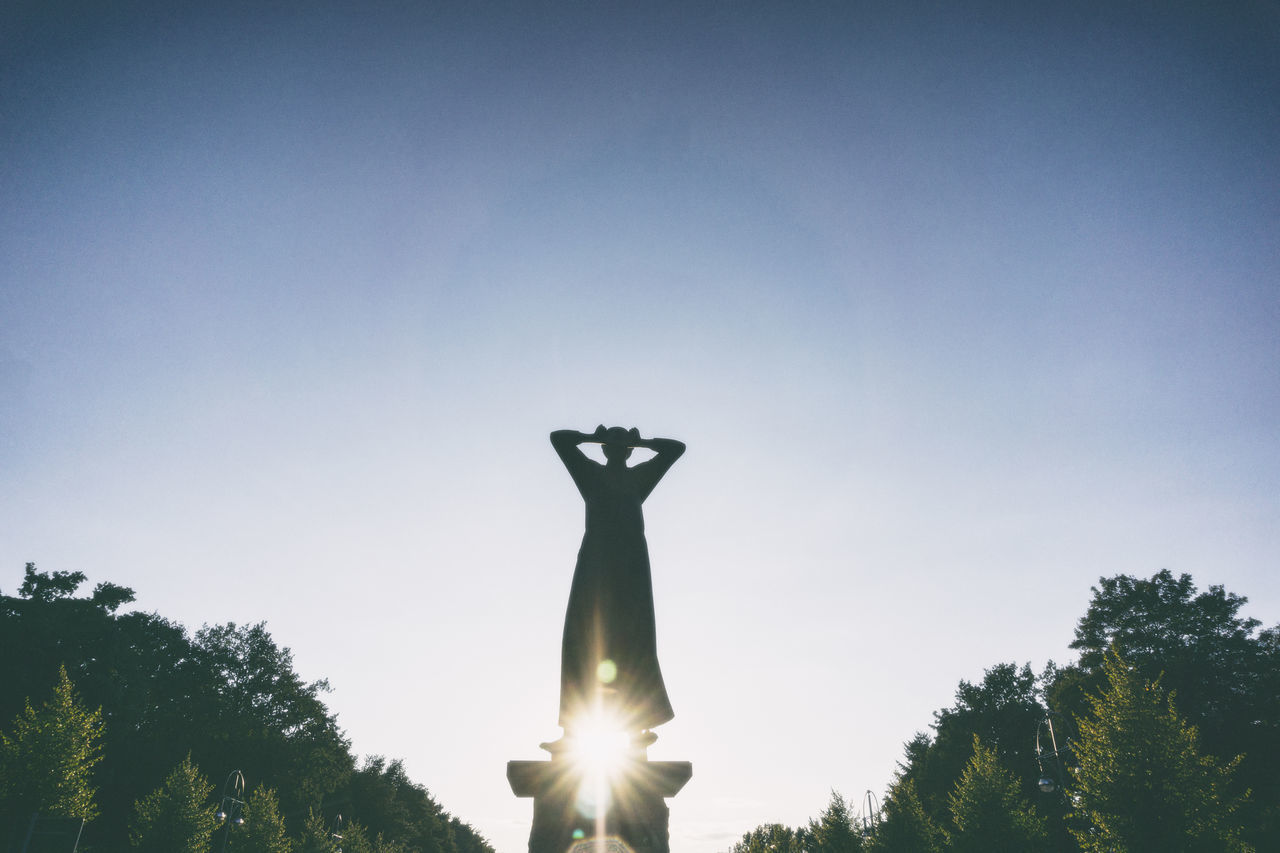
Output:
[
  {"xmin": 727, "ymin": 568, "xmax": 1280, "ymax": 852},
  {"xmin": 1068, "ymin": 649, "xmax": 1250, "ymax": 852},
  {"xmin": 729, "ymin": 822, "xmax": 807, "ymax": 853},
  {"xmin": 128, "ymin": 754, "xmax": 218, "ymax": 853},
  {"xmin": 0, "ymin": 664, "xmax": 103, "ymax": 823},
  {"xmin": 866, "ymin": 778, "xmax": 943, "ymax": 853},
  {"xmin": 896, "ymin": 662, "xmax": 1045, "ymax": 826},
  {"xmin": 1062, "ymin": 570, "xmax": 1277, "ymax": 754},
  {"xmin": 806, "ymin": 790, "xmax": 863, "ymax": 853},
  {"xmin": 945, "ymin": 736, "xmax": 1047, "ymax": 853},
  {"xmin": 1, "ymin": 563, "xmax": 493, "ymax": 853},
  {"xmin": 1052, "ymin": 569, "xmax": 1279, "ymax": 847}
]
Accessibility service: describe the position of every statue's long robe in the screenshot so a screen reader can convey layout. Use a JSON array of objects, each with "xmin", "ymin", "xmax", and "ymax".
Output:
[{"xmin": 555, "ymin": 447, "xmax": 675, "ymax": 731}]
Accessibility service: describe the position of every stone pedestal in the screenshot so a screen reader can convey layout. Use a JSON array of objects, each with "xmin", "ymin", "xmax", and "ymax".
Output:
[{"xmin": 508, "ymin": 755, "xmax": 692, "ymax": 853}]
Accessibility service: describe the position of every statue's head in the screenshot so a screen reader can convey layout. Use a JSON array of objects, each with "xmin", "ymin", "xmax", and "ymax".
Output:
[{"xmin": 601, "ymin": 426, "xmax": 634, "ymax": 462}]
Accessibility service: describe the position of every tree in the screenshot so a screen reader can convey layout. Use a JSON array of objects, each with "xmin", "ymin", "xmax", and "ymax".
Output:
[
  {"xmin": 1065, "ymin": 571, "xmax": 1272, "ymax": 743},
  {"xmin": 806, "ymin": 790, "xmax": 862, "ymax": 852},
  {"xmin": 1052, "ymin": 569, "xmax": 1280, "ymax": 847},
  {"xmin": 945, "ymin": 735, "xmax": 1047, "ymax": 852},
  {"xmin": 17, "ymin": 566, "xmax": 88, "ymax": 601},
  {"xmin": 866, "ymin": 778, "xmax": 943, "ymax": 853},
  {"xmin": 446, "ymin": 815, "xmax": 492, "ymax": 853},
  {"xmin": 0, "ymin": 664, "xmax": 104, "ymax": 822},
  {"xmin": 894, "ymin": 663, "xmax": 1048, "ymax": 823},
  {"xmin": 3, "ymin": 565, "xmax": 493, "ymax": 853},
  {"xmin": 322, "ymin": 754, "xmax": 493, "ymax": 853},
  {"xmin": 186, "ymin": 622, "xmax": 353, "ymax": 819},
  {"xmin": 297, "ymin": 809, "xmax": 343, "ymax": 853},
  {"xmin": 1068, "ymin": 649, "xmax": 1251, "ymax": 852},
  {"xmin": 947, "ymin": 732, "xmax": 1044, "ymax": 850},
  {"xmin": 237, "ymin": 786, "xmax": 293, "ymax": 853},
  {"xmin": 340, "ymin": 756, "xmax": 454, "ymax": 853},
  {"xmin": 0, "ymin": 565, "xmax": 137, "ymax": 726},
  {"xmin": 729, "ymin": 822, "xmax": 806, "ymax": 853},
  {"xmin": 129, "ymin": 754, "xmax": 218, "ymax": 853},
  {"xmin": 326, "ymin": 820, "xmax": 410, "ymax": 853},
  {"xmin": 1, "ymin": 564, "xmax": 200, "ymax": 847}
]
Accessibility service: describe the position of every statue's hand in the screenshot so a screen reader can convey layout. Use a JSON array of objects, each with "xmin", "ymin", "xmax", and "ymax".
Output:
[
  {"xmin": 592, "ymin": 424, "xmax": 608, "ymax": 441},
  {"xmin": 628, "ymin": 427, "xmax": 641, "ymax": 444}
]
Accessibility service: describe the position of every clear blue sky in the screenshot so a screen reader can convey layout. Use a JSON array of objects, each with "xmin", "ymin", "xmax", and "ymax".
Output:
[{"xmin": 3, "ymin": 2, "xmax": 1277, "ymax": 850}]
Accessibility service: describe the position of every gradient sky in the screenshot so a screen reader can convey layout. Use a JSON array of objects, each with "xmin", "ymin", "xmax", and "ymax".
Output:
[{"xmin": 3, "ymin": 2, "xmax": 1278, "ymax": 850}]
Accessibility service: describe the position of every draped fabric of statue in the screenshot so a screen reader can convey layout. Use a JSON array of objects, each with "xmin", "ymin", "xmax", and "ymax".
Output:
[{"xmin": 551, "ymin": 427, "xmax": 684, "ymax": 733}]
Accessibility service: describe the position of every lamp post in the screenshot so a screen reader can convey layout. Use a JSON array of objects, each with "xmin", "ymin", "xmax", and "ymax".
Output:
[
  {"xmin": 329, "ymin": 813, "xmax": 344, "ymax": 853},
  {"xmin": 861, "ymin": 790, "xmax": 880, "ymax": 838},
  {"xmin": 215, "ymin": 770, "xmax": 246, "ymax": 853},
  {"xmin": 1035, "ymin": 715, "xmax": 1072, "ymax": 794}
]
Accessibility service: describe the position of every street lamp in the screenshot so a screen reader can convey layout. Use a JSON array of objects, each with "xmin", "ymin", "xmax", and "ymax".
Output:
[
  {"xmin": 861, "ymin": 790, "xmax": 880, "ymax": 837},
  {"xmin": 215, "ymin": 770, "xmax": 246, "ymax": 852},
  {"xmin": 1035, "ymin": 715, "xmax": 1071, "ymax": 794},
  {"xmin": 329, "ymin": 813, "xmax": 344, "ymax": 853}
]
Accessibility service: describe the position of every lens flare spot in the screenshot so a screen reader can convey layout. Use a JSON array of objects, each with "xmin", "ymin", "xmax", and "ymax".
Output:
[
  {"xmin": 575, "ymin": 780, "xmax": 610, "ymax": 818},
  {"xmin": 572, "ymin": 829, "xmax": 585, "ymax": 840},
  {"xmin": 596, "ymin": 659, "xmax": 617, "ymax": 684}
]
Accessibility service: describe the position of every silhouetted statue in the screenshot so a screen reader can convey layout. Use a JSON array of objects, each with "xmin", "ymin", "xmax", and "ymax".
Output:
[
  {"xmin": 510, "ymin": 425, "xmax": 692, "ymax": 852},
  {"xmin": 550, "ymin": 425, "xmax": 686, "ymax": 740}
]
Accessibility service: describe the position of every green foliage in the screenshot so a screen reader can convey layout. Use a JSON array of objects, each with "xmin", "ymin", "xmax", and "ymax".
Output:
[
  {"xmin": 866, "ymin": 778, "xmax": 943, "ymax": 853},
  {"xmin": 445, "ymin": 815, "xmax": 492, "ymax": 853},
  {"xmin": 1, "ymin": 568, "xmax": 351, "ymax": 847},
  {"xmin": 331, "ymin": 756, "xmax": 493, "ymax": 853},
  {"xmin": 1062, "ymin": 571, "xmax": 1272, "ymax": 760},
  {"xmin": 334, "ymin": 820, "xmax": 411, "ymax": 853},
  {"xmin": 297, "ymin": 809, "xmax": 343, "ymax": 853},
  {"xmin": 806, "ymin": 790, "xmax": 862, "ymax": 853},
  {"xmin": 895, "ymin": 663, "xmax": 1048, "ymax": 828},
  {"xmin": 0, "ymin": 663, "xmax": 104, "ymax": 821},
  {"xmin": 295, "ymin": 804, "xmax": 426, "ymax": 853},
  {"xmin": 237, "ymin": 786, "xmax": 294, "ymax": 853},
  {"xmin": 945, "ymin": 736, "xmax": 1047, "ymax": 852},
  {"xmin": 186, "ymin": 621, "xmax": 354, "ymax": 817},
  {"xmin": 269, "ymin": 753, "xmax": 486, "ymax": 853},
  {"xmin": 18, "ymin": 564, "xmax": 90, "ymax": 602},
  {"xmin": 129, "ymin": 754, "xmax": 218, "ymax": 853},
  {"xmin": 1, "ymin": 564, "xmax": 198, "ymax": 845},
  {"xmin": 2, "ymin": 564, "xmax": 493, "ymax": 853},
  {"xmin": 340, "ymin": 756, "xmax": 456, "ymax": 853},
  {"xmin": 1068, "ymin": 649, "xmax": 1251, "ymax": 852},
  {"xmin": 729, "ymin": 822, "xmax": 807, "ymax": 853},
  {"xmin": 722, "ymin": 569, "xmax": 1280, "ymax": 853},
  {"xmin": 1053, "ymin": 569, "xmax": 1280, "ymax": 848}
]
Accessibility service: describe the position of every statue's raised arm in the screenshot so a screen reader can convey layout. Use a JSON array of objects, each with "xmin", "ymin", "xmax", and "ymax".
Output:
[
  {"xmin": 622, "ymin": 431, "xmax": 685, "ymax": 502},
  {"xmin": 550, "ymin": 425, "xmax": 684, "ymax": 502},
  {"xmin": 549, "ymin": 427, "xmax": 605, "ymax": 497}
]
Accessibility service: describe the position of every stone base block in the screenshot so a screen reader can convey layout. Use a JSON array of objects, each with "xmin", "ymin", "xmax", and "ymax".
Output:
[{"xmin": 508, "ymin": 758, "xmax": 691, "ymax": 853}]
